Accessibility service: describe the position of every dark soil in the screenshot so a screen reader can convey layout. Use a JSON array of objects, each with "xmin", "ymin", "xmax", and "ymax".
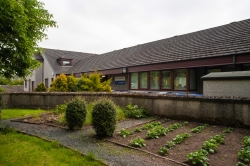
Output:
[
  {"xmin": 108, "ymin": 119, "xmax": 250, "ymax": 166},
  {"xmin": 13, "ymin": 114, "xmax": 250, "ymax": 166}
]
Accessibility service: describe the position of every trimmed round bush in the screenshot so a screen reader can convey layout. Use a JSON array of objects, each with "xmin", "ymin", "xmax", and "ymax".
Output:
[
  {"xmin": 92, "ymin": 98, "xmax": 116, "ymax": 137},
  {"xmin": 65, "ymin": 97, "xmax": 87, "ymax": 130}
]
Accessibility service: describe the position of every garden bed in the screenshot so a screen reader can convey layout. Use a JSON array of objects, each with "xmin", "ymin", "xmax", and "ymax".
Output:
[
  {"xmin": 107, "ymin": 119, "xmax": 250, "ymax": 166},
  {"xmin": 13, "ymin": 113, "xmax": 250, "ymax": 166}
]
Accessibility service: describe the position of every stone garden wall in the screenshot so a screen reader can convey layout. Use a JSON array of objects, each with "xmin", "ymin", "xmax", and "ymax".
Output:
[
  {"xmin": 1, "ymin": 92, "xmax": 250, "ymax": 127},
  {"xmin": 0, "ymin": 85, "xmax": 24, "ymax": 93}
]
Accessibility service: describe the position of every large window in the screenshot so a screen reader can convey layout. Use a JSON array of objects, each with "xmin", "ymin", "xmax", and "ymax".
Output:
[
  {"xmin": 130, "ymin": 73, "xmax": 138, "ymax": 89},
  {"xmin": 129, "ymin": 69, "xmax": 197, "ymax": 91},
  {"xmin": 174, "ymin": 69, "xmax": 187, "ymax": 90},
  {"xmin": 140, "ymin": 72, "xmax": 148, "ymax": 89},
  {"xmin": 162, "ymin": 70, "xmax": 172, "ymax": 89},
  {"xmin": 150, "ymin": 71, "xmax": 159, "ymax": 89}
]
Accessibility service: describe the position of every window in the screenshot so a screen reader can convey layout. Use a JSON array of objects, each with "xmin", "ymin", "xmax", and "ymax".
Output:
[
  {"xmin": 130, "ymin": 73, "xmax": 138, "ymax": 89},
  {"xmin": 150, "ymin": 71, "xmax": 159, "ymax": 89},
  {"xmin": 45, "ymin": 78, "xmax": 48, "ymax": 88},
  {"xmin": 189, "ymin": 69, "xmax": 196, "ymax": 90},
  {"xmin": 174, "ymin": 69, "xmax": 187, "ymax": 90},
  {"xmin": 25, "ymin": 80, "xmax": 27, "ymax": 88},
  {"xmin": 140, "ymin": 72, "xmax": 148, "ymax": 89},
  {"xmin": 161, "ymin": 70, "xmax": 172, "ymax": 89},
  {"xmin": 63, "ymin": 61, "xmax": 71, "ymax": 65}
]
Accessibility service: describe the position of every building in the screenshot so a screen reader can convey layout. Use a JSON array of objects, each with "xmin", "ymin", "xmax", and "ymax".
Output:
[{"xmin": 25, "ymin": 18, "xmax": 250, "ymax": 94}]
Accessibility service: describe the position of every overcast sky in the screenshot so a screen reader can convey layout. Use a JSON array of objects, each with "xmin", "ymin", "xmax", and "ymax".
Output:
[{"xmin": 39, "ymin": 0, "xmax": 250, "ymax": 54}]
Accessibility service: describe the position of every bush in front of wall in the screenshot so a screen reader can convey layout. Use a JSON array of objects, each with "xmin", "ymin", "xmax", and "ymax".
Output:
[
  {"xmin": 65, "ymin": 97, "xmax": 87, "ymax": 130},
  {"xmin": 124, "ymin": 103, "xmax": 150, "ymax": 119},
  {"xmin": 92, "ymin": 98, "xmax": 116, "ymax": 137},
  {"xmin": 67, "ymin": 75, "xmax": 78, "ymax": 92},
  {"xmin": 76, "ymin": 71, "xmax": 112, "ymax": 92},
  {"xmin": 34, "ymin": 82, "xmax": 47, "ymax": 92},
  {"xmin": 49, "ymin": 74, "xmax": 68, "ymax": 92}
]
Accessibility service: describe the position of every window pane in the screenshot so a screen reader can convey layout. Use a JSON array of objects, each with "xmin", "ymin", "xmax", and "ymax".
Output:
[
  {"xmin": 150, "ymin": 71, "xmax": 159, "ymax": 89},
  {"xmin": 140, "ymin": 72, "xmax": 148, "ymax": 89},
  {"xmin": 162, "ymin": 71, "xmax": 172, "ymax": 89},
  {"xmin": 174, "ymin": 69, "xmax": 187, "ymax": 90},
  {"xmin": 130, "ymin": 73, "xmax": 138, "ymax": 89},
  {"xmin": 190, "ymin": 69, "xmax": 196, "ymax": 90}
]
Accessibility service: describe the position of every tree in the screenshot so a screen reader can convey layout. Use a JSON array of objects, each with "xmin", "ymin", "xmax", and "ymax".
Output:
[{"xmin": 0, "ymin": 0, "xmax": 57, "ymax": 78}]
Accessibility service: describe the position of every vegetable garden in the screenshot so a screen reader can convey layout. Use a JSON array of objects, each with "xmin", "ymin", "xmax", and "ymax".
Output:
[{"xmin": 108, "ymin": 119, "xmax": 250, "ymax": 166}]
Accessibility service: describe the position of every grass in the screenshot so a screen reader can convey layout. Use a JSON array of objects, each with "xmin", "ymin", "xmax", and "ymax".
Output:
[
  {"xmin": 0, "ymin": 128, "xmax": 105, "ymax": 166},
  {"xmin": 1, "ymin": 108, "xmax": 48, "ymax": 119}
]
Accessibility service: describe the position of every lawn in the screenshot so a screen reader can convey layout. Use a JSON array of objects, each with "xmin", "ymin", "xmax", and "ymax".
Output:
[
  {"xmin": 0, "ymin": 108, "xmax": 106, "ymax": 166},
  {"xmin": 0, "ymin": 128, "xmax": 105, "ymax": 166},
  {"xmin": 1, "ymin": 108, "xmax": 48, "ymax": 119}
]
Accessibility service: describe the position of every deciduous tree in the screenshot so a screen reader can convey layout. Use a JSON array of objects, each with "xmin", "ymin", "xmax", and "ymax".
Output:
[{"xmin": 0, "ymin": 0, "xmax": 57, "ymax": 78}]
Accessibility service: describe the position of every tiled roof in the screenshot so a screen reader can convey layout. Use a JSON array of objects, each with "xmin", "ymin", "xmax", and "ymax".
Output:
[
  {"xmin": 42, "ymin": 48, "xmax": 97, "ymax": 74},
  {"xmin": 75, "ymin": 19, "xmax": 250, "ymax": 72},
  {"xmin": 42, "ymin": 18, "xmax": 250, "ymax": 74}
]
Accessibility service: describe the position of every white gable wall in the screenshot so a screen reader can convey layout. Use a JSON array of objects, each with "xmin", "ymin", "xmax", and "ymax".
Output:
[{"xmin": 43, "ymin": 53, "xmax": 55, "ymax": 88}]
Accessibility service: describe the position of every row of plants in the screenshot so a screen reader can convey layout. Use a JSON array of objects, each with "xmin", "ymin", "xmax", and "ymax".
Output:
[
  {"xmin": 127, "ymin": 121, "xmax": 188, "ymax": 149},
  {"xmin": 146, "ymin": 122, "xmax": 187, "ymax": 139},
  {"xmin": 191, "ymin": 124, "xmax": 209, "ymax": 133},
  {"xmin": 187, "ymin": 133, "xmax": 226, "ymax": 165},
  {"xmin": 117, "ymin": 118, "xmax": 168, "ymax": 138},
  {"xmin": 237, "ymin": 136, "xmax": 250, "ymax": 165},
  {"xmin": 159, "ymin": 133, "xmax": 191, "ymax": 156},
  {"xmin": 158, "ymin": 124, "xmax": 210, "ymax": 156}
]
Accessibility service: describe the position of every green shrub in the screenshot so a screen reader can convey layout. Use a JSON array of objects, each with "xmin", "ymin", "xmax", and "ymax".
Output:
[
  {"xmin": 34, "ymin": 82, "xmax": 47, "ymax": 92},
  {"xmin": 0, "ymin": 94, "xmax": 2, "ymax": 120},
  {"xmin": 0, "ymin": 76, "xmax": 24, "ymax": 85},
  {"xmin": 92, "ymin": 98, "xmax": 116, "ymax": 137},
  {"xmin": 55, "ymin": 103, "xmax": 67, "ymax": 114},
  {"xmin": 76, "ymin": 71, "xmax": 112, "ymax": 92},
  {"xmin": 0, "ymin": 87, "xmax": 5, "ymax": 92},
  {"xmin": 124, "ymin": 103, "xmax": 149, "ymax": 119},
  {"xmin": 67, "ymin": 75, "xmax": 78, "ymax": 92},
  {"xmin": 65, "ymin": 97, "xmax": 87, "ymax": 130},
  {"xmin": 50, "ymin": 74, "xmax": 68, "ymax": 92}
]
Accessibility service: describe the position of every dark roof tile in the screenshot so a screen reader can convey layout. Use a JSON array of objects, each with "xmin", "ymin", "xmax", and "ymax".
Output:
[{"xmin": 43, "ymin": 18, "xmax": 250, "ymax": 74}]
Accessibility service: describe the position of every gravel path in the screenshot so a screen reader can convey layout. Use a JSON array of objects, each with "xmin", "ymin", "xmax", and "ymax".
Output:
[{"xmin": 1, "ymin": 119, "xmax": 178, "ymax": 166}]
